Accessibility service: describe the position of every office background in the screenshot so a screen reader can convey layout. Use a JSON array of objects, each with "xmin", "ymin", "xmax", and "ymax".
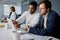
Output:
[{"xmin": 0, "ymin": 0, "xmax": 60, "ymax": 18}]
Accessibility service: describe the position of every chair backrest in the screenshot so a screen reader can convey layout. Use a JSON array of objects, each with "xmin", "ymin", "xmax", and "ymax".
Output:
[{"xmin": 16, "ymin": 14, "xmax": 21, "ymax": 19}]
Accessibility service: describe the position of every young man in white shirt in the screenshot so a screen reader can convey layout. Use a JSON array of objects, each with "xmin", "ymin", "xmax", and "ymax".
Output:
[{"xmin": 13, "ymin": 1, "xmax": 40, "ymax": 29}]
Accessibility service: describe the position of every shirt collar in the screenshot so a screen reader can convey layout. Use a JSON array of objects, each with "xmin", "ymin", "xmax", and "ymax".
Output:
[
  {"xmin": 43, "ymin": 12, "xmax": 49, "ymax": 19},
  {"xmin": 29, "ymin": 11, "xmax": 37, "ymax": 16}
]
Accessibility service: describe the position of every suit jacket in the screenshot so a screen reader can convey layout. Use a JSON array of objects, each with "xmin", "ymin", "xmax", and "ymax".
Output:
[{"xmin": 29, "ymin": 10, "xmax": 60, "ymax": 39}]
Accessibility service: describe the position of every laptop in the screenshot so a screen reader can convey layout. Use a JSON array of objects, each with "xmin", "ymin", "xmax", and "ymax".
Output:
[{"xmin": 7, "ymin": 18, "xmax": 28, "ymax": 34}]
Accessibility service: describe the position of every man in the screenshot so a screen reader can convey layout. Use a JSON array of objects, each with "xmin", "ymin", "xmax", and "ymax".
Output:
[
  {"xmin": 25, "ymin": 0, "xmax": 60, "ymax": 39},
  {"xmin": 13, "ymin": 1, "xmax": 40, "ymax": 28}
]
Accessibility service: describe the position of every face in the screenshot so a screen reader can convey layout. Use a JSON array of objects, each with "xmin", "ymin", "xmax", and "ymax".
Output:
[
  {"xmin": 10, "ymin": 8, "xmax": 13, "ymax": 12},
  {"xmin": 29, "ymin": 5, "xmax": 36, "ymax": 14},
  {"xmin": 39, "ymin": 3, "xmax": 48, "ymax": 15}
]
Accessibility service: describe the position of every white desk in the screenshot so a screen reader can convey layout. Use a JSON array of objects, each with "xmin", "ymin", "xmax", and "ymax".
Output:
[
  {"xmin": 21, "ymin": 33, "xmax": 60, "ymax": 40},
  {"xmin": 0, "ymin": 28, "xmax": 12, "ymax": 40},
  {"xmin": 0, "ymin": 23, "xmax": 60, "ymax": 40},
  {"xmin": 0, "ymin": 28, "xmax": 60, "ymax": 40}
]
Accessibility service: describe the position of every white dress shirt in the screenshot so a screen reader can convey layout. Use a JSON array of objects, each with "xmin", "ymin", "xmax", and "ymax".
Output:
[
  {"xmin": 16, "ymin": 11, "xmax": 40, "ymax": 28},
  {"xmin": 10, "ymin": 12, "xmax": 16, "ymax": 20}
]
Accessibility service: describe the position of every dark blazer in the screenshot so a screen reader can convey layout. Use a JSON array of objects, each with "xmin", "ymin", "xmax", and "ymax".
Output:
[{"xmin": 29, "ymin": 10, "xmax": 60, "ymax": 39}]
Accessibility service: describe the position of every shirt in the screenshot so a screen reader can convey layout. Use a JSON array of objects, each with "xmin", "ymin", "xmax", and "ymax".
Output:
[
  {"xmin": 16, "ymin": 11, "xmax": 40, "ymax": 28},
  {"xmin": 10, "ymin": 12, "xmax": 16, "ymax": 20},
  {"xmin": 43, "ymin": 13, "xmax": 48, "ymax": 29}
]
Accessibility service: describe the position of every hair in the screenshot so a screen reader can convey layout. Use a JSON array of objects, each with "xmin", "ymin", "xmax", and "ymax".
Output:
[
  {"xmin": 10, "ymin": 6, "xmax": 15, "ymax": 12},
  {"xmin": 29, "ymin": 1, "xmax": 38, "ymax": 10},
  {"xmin": 39, "ymin": 0, "xmax": 52, "ymax": 10}
]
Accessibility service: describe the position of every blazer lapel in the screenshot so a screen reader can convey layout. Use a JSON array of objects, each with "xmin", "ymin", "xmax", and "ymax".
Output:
[{"xmin": 40, "ymin": 16, "xmax": 44, "ymax": 28}]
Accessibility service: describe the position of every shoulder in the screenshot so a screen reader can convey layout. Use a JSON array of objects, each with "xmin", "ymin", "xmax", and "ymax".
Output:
[
  {"xmin": 23, "ymin": 11, "xmax": 29, "ymax": 14},
  {"xmin": 35, "ymin": 12, "xmax": 40, "ymax": 16},
  {"xmin": 48, "ymin": 10, "xmax": 59, "ymax": 18},
  {"xmin": 48, "ymin": 10, "xmax": 60, "ymax": 21},
  {"xmin": 22, "ymin": 11, "xmax": 29, "ymax": 15},
  {"xmin": 11, "ymin": 12, "xmax": 16, "ymax": 15}
]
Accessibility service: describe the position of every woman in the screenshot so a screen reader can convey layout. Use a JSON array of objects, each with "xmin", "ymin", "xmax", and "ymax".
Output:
[
  {"xmin": 9, "ymin": 6, "xmax": 17, "ymax": 20},
  {"xmin": 3, "ymin": 6, "xmax": 17, "ymax": 22}
]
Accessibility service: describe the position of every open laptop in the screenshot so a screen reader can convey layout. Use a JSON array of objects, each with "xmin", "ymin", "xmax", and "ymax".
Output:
[{"xmin": 7, "ymin": 18, "xmax": 28, "ymax": 34}]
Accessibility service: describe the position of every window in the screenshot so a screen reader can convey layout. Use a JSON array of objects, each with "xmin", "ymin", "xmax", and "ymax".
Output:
[{"xmin": 4, "ymin": 5, "xmax": 21, "ymax": 16}]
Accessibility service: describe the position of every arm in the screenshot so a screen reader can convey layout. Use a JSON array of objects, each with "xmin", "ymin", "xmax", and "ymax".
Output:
[
  {"xmin": 16, "ymin": 11, "xmax": 26, "ymax": 24},
  {"xmin": 12, "ymin": 11, "xmax": 27, "ymax": 28},
  {"xmin": 29, "ymin": 27, "xmax": 40, "ymax": 35},
  {"xmin": 29, "ymin": 20, "xmax": 41, "ymax": 35}
]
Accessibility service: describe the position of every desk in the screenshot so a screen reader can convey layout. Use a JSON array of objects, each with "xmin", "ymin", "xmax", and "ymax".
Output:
[
  {"xmin": 0, "ymin": 28, "xmax": 60, "ymax": 40},
  {"xmin": 21, "ymin": 33, "xmax": 60, "ymax": 40},
  {"xmin": 0, "ymin": 23, "xmax": 60, "ymax": 40}
]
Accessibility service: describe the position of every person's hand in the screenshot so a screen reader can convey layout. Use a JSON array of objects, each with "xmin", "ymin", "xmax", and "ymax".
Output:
[
  {"xmin": 12, "ymin": 20, "xmax": 18, "ymax": 24},
  {"xmin": 12, "ymin": 20, "xmax": 20, "ymax": 28},
  {"xmin": 3, "ymin": 18, "xmax": 8, "ymax": 23},
  {"xmin": 3, "ymin": 19, "xmax": 8, "ymax": 23},
  {"xmin": 14, "ymin": 23, "xmax": 20, "ymax": 28},
  {"xmin": 24, "ymin": 25, "xmax": 30, "ymax": 31}
]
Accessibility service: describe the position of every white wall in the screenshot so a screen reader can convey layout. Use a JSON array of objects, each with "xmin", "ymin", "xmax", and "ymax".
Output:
[{"xmin": 0, "ymin": 4, "xmax": 4, "ymax": 15}]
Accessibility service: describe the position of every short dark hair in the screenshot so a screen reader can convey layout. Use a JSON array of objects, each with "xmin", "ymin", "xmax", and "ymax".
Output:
[
  {"xmin": 39, "ymin": 0, "xmax": 52, "ymax": 10},
  {"xmin": 29, "ymin": 1, "xmax": 37, "ymax": 10}
]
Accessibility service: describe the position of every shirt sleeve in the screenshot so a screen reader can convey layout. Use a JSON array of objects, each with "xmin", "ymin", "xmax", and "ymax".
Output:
[{"xmin": 16, "ymin": 11, "xmax": 26, "ymax": 24}]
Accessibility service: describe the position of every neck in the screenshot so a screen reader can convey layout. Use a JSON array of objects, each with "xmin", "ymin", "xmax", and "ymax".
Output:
[{"xmin": 30, "ymin": 12, "xmax": 35, "ymax": 15}]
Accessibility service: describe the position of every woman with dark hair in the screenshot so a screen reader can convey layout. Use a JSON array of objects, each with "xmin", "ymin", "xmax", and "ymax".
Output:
[
  {"xmin": 9, "ymin": 6, "xmax": 17, "ymax": 20},
  {"xmin": 3, "ymin": 6, "xmax": 17, "ymax": 22}
]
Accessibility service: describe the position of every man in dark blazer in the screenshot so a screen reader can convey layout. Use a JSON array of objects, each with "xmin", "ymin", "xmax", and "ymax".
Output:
[{"xmin": 24, "ymin": 0, "xmax": 60, "ymax": 39}]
